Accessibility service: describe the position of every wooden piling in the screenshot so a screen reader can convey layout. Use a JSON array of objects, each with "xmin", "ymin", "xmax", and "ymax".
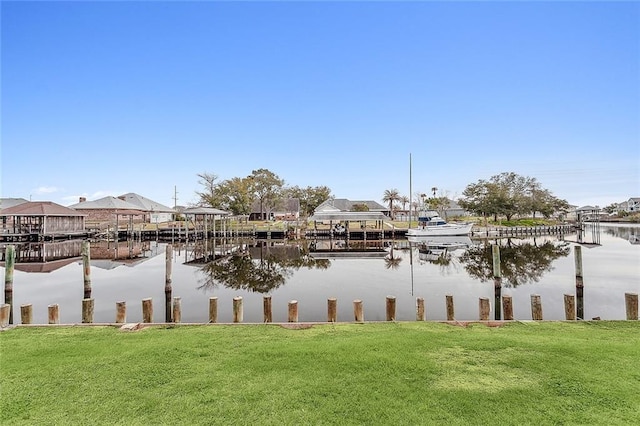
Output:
[
  {"xmin": 530, "ymin": 295, "xmax": 543, "ymax": 320},
  {"xmin": 82, "ymin": 241, "xmax": 92, "ymax": 299},
  {"xmin": 48, "ymin": 304, "xmax": 59, "ymax": 324},
  {"xmin": 446, "ymin": 295, "xmax": 454, "ymax": 321},
  {"xmin": 416, "ymin": 297, "xmax": 425, "ymax": 321},
  {"xmin": 492, "ymin": 244, "xmax": 502, "ymax": 320},
  {"xmin": 327, "ymin": 298, "xmax": 337, "ymax": 322},
  {"xmin": 115, "ymin": 301, "xmax": 126, "ymax": 323},
  {"xmin": 353, "ymin": 299, "xmax": 364, "ymax": 322},
  {"xmin": 263, "ymin": 296, "xmax": 272, "ymax": 323},
  {"xmin": 564, "ymin": 294, "xmax": 576, "ymax": 320},
  {"xmin": 165, "ymin": 245, "xmax": 173, "ymax": 323},
  {"xmin": 502, "ymin": 295, "xmax": 514, "ymax": 320},
  {"xmin": 288, "ymin": 300, "xmax": 298, "ymax": 322},
  {"xmin": 4, "ymin": 245, "xmax": 15, "ymax": 324},
  {"xmin": 386, "ymin": 295, "xmax": 396, "ymax": 321},
  {"xmin": 0, "ymin": 304, "xmax": 9, "ymax": 327},
  {"xmin": 208, "ymin": 297, "xmax": 218, "ymax": 323},
  {"xmin": 574, "ymin": 246, "xmax": 584, "ymax": 320},
  {"xmin": 172, "ymin": 296, "xmax": 181, "ymax": 323},
  {"xmin": 20, "ymin": 304, "xmax": 33, "ymax": 325},
  {"xmin": 625, "ymin": 293, "xmax": 638, "ymax": 320},
  {"xmin": 479, "ymin": 297, "xmax": 490, "ymax": 320},
  {"xmin": 142, "ymin": 298, "xmax": 153, "ymax": 323},
  {"xmin": 82, "ymin": 298, "xmax": 94, "ymax": 323},
  {"xmin": 233, "ymin": 296, "xmax": 243, "ymax": 323}
]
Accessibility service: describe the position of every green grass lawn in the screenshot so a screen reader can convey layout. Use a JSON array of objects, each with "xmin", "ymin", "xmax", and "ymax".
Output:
[{"xmin": 1, "ymin": 321, "xmax": 639, "ymax": 425}]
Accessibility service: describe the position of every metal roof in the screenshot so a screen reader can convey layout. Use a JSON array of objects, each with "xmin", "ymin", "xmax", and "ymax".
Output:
[
  {"xmin": 118, "ymin": 193, "xmax": 175, "ymax": 213},
  {"xmin": 68, "ymin": 196, "xmax": 144, "ymax": 213},
  {"xmin": 0, "ymin": 201, "xmax": 86, "ymax": 217},
  {"xmin": 0, "ymin": 198, "xmax": 30, "ymax": 209},
  {"xmin": 308, "ymin": 211, "xmax": 391, "ymax": 222},
  {"xmin": 183, "ymin": 207, "xmax": 230, "ymax": 216}
]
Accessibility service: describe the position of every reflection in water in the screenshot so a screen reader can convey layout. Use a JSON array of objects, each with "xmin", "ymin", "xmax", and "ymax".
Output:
[
  {"xmin": 459, "ymin": 238, "xmax": 571, "ymax": 287},
  {"xmin": 198, "ymin": 241, "xmax": 330, "ymax": 293},
  {"xmin": 604, "ymin": 225, "xmax": 640, "ymax": 245}
]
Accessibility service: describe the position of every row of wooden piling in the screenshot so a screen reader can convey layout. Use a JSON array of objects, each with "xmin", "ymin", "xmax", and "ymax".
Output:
[{"xmin": 2, "ymin": 292, "xmax": 638, "ymax": 326}]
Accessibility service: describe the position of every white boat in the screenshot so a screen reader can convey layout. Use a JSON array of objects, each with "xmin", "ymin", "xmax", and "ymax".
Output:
[{"xmin": 407, "ymin": 214, "xmax": 474, "ymax": 237}]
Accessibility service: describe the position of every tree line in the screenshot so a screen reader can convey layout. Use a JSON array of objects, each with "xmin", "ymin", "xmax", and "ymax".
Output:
[{"xmin": 197, "ymin": 169, "xmax": 569, "ymax": 221}]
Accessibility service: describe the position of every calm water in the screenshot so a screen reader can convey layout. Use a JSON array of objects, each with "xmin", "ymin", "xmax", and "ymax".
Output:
[{"xmin": 2, "ymin": 223, "xmax": 639, "ymax": 324}]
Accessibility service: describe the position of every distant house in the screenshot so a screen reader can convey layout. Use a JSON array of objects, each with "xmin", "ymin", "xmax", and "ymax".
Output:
[
  {"xmin": 68, "ymin": 196, "xmax": 145, "ymax": 229},
  {"xmin": 627, "ymin": 197, "xmax": 640, "ymax": 213},
  {"xmin": 118, "ymin": 193, "xmax": 175, "ymax": 223},
  {"xmin": 0, "ymin": 198, "xmax": 29, "ymax": 210},
  {"xmin": 249, "ymin": 198, "xmax": 300, "ymax": 221},
  {"xmin": 575, "ymin": 205, "xmax": 607, "ymax": 222},
  {"xmin": 315, "ymin": 198, "xmax": 388, "ymax": 215},
  {"xmin": 0, "ymin": 201, "xmax": 86, "ymax": 239}
]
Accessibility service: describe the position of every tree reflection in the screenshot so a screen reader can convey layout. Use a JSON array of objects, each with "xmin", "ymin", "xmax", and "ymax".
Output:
[
  {"xmin": 459, "ymin": 239, "xmax": 571, "ymax": 287},
  {"xmin": 384, "ymin": 246, "xmax": 403, "ymax": 270},
  {"xmin": 198, "ymin": 243, "xmax": 330, "ymax": 293}
]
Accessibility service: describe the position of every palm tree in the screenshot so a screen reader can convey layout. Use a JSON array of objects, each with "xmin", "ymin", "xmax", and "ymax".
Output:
[
  {"xmin": 399, "ymin": 195, "xmax": 409, "ymax": 211},
  {"xmin": 431, "ymin": 187, "xmax": 438, "ymax": 197},
  {"xmin": 382, "ymin": 189, "xmax": 400, "ymax": 220}
]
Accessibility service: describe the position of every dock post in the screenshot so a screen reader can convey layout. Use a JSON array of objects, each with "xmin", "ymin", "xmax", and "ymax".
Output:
[
  {"xmin": 48, "ymin": 304, "xmax": 59, "ymax": 324},
  {"xmin": 165, "ymin": 245, "xmax": 173, "ymax": 323},
  {"xmin": 353, "ymin": 299, "xmax": 364, "ymax": 322},
  {"xmin": 82, "ymin": 298, "xmax": 94, "ymax": 323},
  {"xmin": 20, "ymin": 304, "xmax": 33, "ymax": 325},
  {"xmin": 502, "ymin": 295, "xmax": 514, "ymax": 320},
  {"xmin": 172, "ymin": 296, "xmax": 181, "ymax": 323},
  {"xmin": 625, "ymin": 293, "xmax": 638, "ymax": 320},
  {"xmin": 208, "ymin": 297, "xmax": 218, "ymax": 323},
  {"xmin": 492, "ymin": 244, "xmax": 502, "ymax": 320},
  {"xmin": 479, "ymin": 298, "xmax": 490, "ymax": 320},
  {"xmin": 327, "ymin": 298, "xmax": 337, "ymax": 322},
  {"xmin": 574, "ymin": 246, "xmax": 584, "ymax": 320},
  {"xmin": 82, "ymin": 241, "xmax": 92, "ymax": 299},
  {"xmin": 233, "ymin": 296, "xmax": 243, "ymax": 323},
  {"xmin": 263, "ymin": 296, "xmax": 272, "ymax": 323},
  {"xmin": 115, "ymin": 301, "xmax": 126, "ymax": 323},
  {"xmin": 386, "ymin": 295, "xmax": 396, "ymax": 321},
  {"xmin": 0, "ymin": 304, "xmax": 9, "ymax": 327},
  {"xmin": 142, "ymin": 298, "xmax": 153, "ymax": 323},
  {"xmin": 416, "ymin": 297, "xmax": 425, "ymax": 321},
  {"xmin": 4, "ymin": 245, "xmax": 15, "ymax": 324},
  {"xmin": 288, "ymin": 300, "xmax": 298, "ymax": 322},
  {"xmin": 564, "ymin": 294, "xmax": 576, "ymax": 320},
  {"xmin": 446, "ymin": 295, "xmax": 454, "ymax": 321},
  {"xmin": 530, "ymin": 295, "xmax": 543, "ymax": 321}
]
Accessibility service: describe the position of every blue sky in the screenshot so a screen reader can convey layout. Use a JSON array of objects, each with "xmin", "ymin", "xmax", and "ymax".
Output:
[{"xmin": 2, "ymin": 1, "xmax": 638, "ymax": 209}]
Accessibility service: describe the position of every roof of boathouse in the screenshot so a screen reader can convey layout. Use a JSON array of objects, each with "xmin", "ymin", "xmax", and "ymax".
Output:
[
  {"xmin": 183, "ymin": 207, "xmax": 230, "ymax": 216},
  {"xmin": 0, "ymin": 201, "xmax": 85, "ymax": 217},
  {"xmin": 118, "ymin": 193, "xmax": 175, "ymax": 213},
  {"xmin": 308, "ymin": 211, "xmax": 391, "ymax": 222},
  {"xmin": 315, "ymin": 198, "xmax": 388, "ymax": 213},
  {"xmin": 68, "ymin": 196, "xmax": 145, "ymax": 214}
]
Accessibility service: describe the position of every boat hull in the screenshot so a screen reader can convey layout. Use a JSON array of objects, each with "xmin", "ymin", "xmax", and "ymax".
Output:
[{"xmin": 406, "ymin": 223, "xmax": 474, "ymax": 237}]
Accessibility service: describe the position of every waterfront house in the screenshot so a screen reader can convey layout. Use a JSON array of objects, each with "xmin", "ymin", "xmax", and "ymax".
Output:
[
  {"xmin": 0, "ymin": 201, "xmax": 86, "ymax": 241},
  {"xmin": 315, "ymin": 198, "xmax": 389, "ymax": 215},
  {"xmin": 117, "ymin": 193, "xmax": 175, "ymax": 224},
  {"xmin": 68, "ymin": 196, "xmax": 145, "ymax": 230},
  {"xmin": 627, "ymin": 197, "xmax": 640, "ymax": 213},
  {"xmin": 249, "ymin": 198, "xmax": 300, "ymax": 221}
]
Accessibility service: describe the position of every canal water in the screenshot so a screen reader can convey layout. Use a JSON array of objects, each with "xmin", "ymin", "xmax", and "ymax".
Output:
[{"xmin": 2, "ymin": 224, "xmax": 638, "ymax": 324}]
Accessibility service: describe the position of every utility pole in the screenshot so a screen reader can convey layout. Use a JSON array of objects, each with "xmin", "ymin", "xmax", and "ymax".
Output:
[{"xmin": 173, "ymin": 186, "xmax": 178, "ymax": 208}]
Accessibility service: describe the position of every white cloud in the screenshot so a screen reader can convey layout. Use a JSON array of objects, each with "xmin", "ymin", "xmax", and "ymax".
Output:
[{"xmin": 34, "ymin": 186, "xmax": 60, "ymax": 194}]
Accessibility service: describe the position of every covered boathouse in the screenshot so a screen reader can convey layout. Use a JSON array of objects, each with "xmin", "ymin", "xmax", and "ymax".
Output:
[{"xmin": 0, "ymin": 201, "xmax": 87, "ymax": 242}]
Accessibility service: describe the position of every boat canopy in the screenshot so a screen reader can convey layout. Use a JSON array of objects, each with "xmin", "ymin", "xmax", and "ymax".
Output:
[{"xmin": 308, "ymin": 211, "xmax": 391, "ymax": 222}]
